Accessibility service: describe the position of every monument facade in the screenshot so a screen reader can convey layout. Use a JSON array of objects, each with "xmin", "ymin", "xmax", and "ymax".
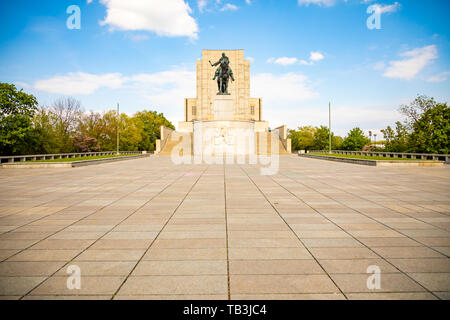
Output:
[{"xmin": 156, "ymin": 49, "xmax": 291, "ymax": 159}]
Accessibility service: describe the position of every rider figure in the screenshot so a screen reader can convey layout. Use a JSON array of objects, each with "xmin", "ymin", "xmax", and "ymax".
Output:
[{"xmin": 209, "ymin": 52, "xmax": 235, "ymax": 94}]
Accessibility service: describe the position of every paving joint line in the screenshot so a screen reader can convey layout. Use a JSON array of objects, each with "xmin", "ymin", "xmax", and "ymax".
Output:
[
  {"xmin": 238, "ymin": 164, "xmax": 348, "ymax": 300},
  {"xmin": 110, "ymin": 165, "xmax": 209, "ymax": 300},
  {"xmin": 16, "ymin": 164, "xmax": 189, "ymax": 299},
  {"xmin": 274, "ymin": 170, "xmax": 442, "ymax": 300}
]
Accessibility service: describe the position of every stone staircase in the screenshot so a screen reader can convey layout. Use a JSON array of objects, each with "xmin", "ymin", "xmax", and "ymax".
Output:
[
  {"xmin": 158, "ymin": 131, "xmax": 289, "ymax": 156},
  {"xmin": 158, "ymin": 132, "xmax": 193, "ymax": 156},
  {"xmin": 256, "ymin": 132, "xmax": 290, "ymax": 155}
]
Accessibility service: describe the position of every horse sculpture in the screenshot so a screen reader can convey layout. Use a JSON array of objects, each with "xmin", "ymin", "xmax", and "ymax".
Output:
[{"xmin": 209, "ymin": 52, "xmax": 235, "ymax": 95}]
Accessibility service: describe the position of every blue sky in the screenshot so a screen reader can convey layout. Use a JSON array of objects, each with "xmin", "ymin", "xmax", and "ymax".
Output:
[{"xmin": 0, "ymin": 0, "xmax": 449, "ymax": 136}]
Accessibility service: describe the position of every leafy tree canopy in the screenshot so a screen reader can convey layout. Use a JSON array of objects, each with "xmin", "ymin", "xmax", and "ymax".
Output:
[{"xmin": 0, "ymin": 83, "xmax": 38, "ymax": 155}]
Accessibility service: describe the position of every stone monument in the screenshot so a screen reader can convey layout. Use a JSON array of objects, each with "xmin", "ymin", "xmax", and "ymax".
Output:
[{"xmin": 156, "ymin": 49, "xmax": 291, "ymax": 159}]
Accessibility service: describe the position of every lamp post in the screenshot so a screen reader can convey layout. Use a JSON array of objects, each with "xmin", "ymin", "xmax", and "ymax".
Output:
[
  {"xmin": 374, "ymin": 133, "xmax": 377, "ymax": 149},
  {"xmin": 116, "ymin": 103, "xmax": 120, "ymax": 155},
  {"xmin": 328, "ymin": 102, "xmax": 331, "ymax": 154}
]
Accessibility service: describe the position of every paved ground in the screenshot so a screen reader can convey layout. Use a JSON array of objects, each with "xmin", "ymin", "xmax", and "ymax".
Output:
[{"xmin": 0, "ymin": 155, "xmax": 449, "ymax": 300}]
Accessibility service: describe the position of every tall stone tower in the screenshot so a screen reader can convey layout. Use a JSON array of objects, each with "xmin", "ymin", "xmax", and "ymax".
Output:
[{"xmin": 156, "ymin": 49, "xmax": 291, "ymax": 158}]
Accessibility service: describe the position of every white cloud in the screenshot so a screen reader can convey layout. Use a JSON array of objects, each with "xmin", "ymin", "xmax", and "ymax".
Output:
[
  {"xmin": 220, "ymin": 3, "xmax": 238, "ymax": 11},
  {"xmin": 310, "ymin": 51, "xmax": 324, "ymax": 61},
  {"xmin": 35, "ymin": 72, "xmax": 124, "ymax": 95},
  {"xmin": 268, "ymin": 52, "xmax": 324, "ymax": 66},
  {"xmin": 247, "ymin": 56, "xmax": 255, "ymax": 63},
  {"xmin": 298, "ymin": 0, "xmax": 336, "ymax": 7},
  {"xmin": 269, "ymin": 57, "xmax": 298, "ymax": 66},
  {"xmin": 14, "ymin": 81, "xmax": 31, "ymax": 89},
  {"xmin": 245, "ymin": 0, "xmax": 251, "ymax": 4},
  {"xmin": 373, "ymin": 61, "xmax": 385, "ymax": 71},
  {"xmin": 373, "ymin": 2, "xmax": 401, "ymax": 14},
  {"xmin": 383, "ymin": 45, "xmax": 438, "ymax": 80},
  {"xmin": 426, "ymin": 71, "xmax": 450, "ymax": 83},
  {"xmin": 129, "ymin": 70, "xmax": 195, "ymax": 119},
  {"xmin": 33, "ymin": 69, "xmax": 196, "ymax": 122},
  {"xmin": 99, "ymin": 0, "xmax": 198, "ymax": 39},
  {"xmin": 265, "ymin": 104, "xmax": 400, "ymax": 137},
  {"xmin": 252, "ymin": 73, "xmax": 319, "ymax": 103},
  {"xmin": 198, "ymin": 0, "xmax": 207, "ymax": 12},
  {"xmin": 299, "ymin": 60, "xmax": 313, "ymax": 66}
]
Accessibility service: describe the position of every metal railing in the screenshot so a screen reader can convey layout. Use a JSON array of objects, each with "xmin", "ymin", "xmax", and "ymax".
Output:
[
  {"xmin": 0, "ymin": 151, "xmax": 147, "ymax": 164},
  {"xmin": 304, "ymin": 150, "xmax": 449, "ymax": 162}
]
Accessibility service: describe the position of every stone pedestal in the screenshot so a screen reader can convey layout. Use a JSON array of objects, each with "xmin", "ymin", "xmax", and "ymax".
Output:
[
  {"xmin": 213, "ymin": 95, "xmax": 234, "ymax": 120},
  {"xmin": 193, "ymin": 120, "xmax": 255, "ymax": 159}
]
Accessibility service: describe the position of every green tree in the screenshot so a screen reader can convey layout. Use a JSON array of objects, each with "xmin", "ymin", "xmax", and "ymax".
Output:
[
  {"xmin": 333, "ymin": 135, "xmax": 344, "ymax": 149},
  {"xmin": 399, "ymin": 95, "xmax": 436, "ymax": 129},
  {"xmin": 134, "ymin": 110, "xmax": 174, "ymax": 151},
  {"xmin": 48, "ymin": 97, "xmax": 82, "ymax": 152},
  {"xmin": 0, "ymin": 83, "xmax": 38, "ymax": 155},
  {"xmin": 381, "ymin": 121, "xmax": 409, "ymax": 152},
  {"xmin": 313, "ymin": 125, "xmax": 333, "ymax": 150},
  {"xmin": 342, "ymin": 127, "xmax": 370, "ymax": 151},
  {"xmin": 408, "ymin": 102, "xmax": 449, "ymax": 154},
  {"xmin": 288, "ymin": 126, "xmax": 316, "ymax": 151},
  {"xmin": 29, "ymin": 107, "xmax": 60, "ymax": 154},
  {"xmin": 119, "ymin": 114, "xmax": 143, "ymax": 151}
]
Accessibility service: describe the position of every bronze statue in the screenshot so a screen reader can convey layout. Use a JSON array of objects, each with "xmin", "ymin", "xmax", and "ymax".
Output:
[{"xmin": 209, "ymin": 52, "xmax": 234, "ymax": 95}]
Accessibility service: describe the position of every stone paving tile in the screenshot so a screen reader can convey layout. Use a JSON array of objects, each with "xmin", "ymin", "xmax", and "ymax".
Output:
[
  {"xmin": 1, "ymin": 156, "xmax": 449, "ymax": 299},
  {"xmin": 30, "ymin": 276, "xmax": 125, "ymax": 296},
  {"xmin": 114, "ymin": 294, "xmax": 228, "ymax": 300},
  {"xmin": 229, "ymin": 260, "xmax": 323, "ymax": 275},
  {"xmin": 371, "ymin": 246, "xmax": 446, "ymax": 258},
  {"xmin": 55, "ymin": 261, "xmax": 136, "ymax": 276},
  {"xmin": 408, "ymin": 273, "xmax": 450, "ymax": 291},
  {"xmin": 434, "ymin": 292, "xmax": 450, "ymax": 300},
  {"xmin": 0, "ymin": 261, "xmax": 65, "ymax": 276},
  {"xmin": 228, "ymin": 238, "xmax": 301, "ymax": 248},
  {"xmin": 151, "ymin": 239, "xmax": 226, "ymax": 249},
  {"xmin": 75, "ymin": 249, "xmax": 145, "ymax": 261},
  {"xmin": 346, "ymin": 292, "xmax": 437, "ymax": 300},
  {"xmin": 319, "ymin": 259, "xmax": 399, "ymax": 274},
  {"xmin": 144, "ymin": 248, "xmax": 227, "ymax": 260},
  {"xmin": 330, "ymin": 273, "xmax": 426, "ymax": 293},
  {"xmin": 0, "ymin": 249, "xmax": 19, "ymax": 261},
  {"xmin": 132, "ymin": 260, "xmax": 227, "ymax": 275},
  {"xmin": 308, "ymin": 247, "xmax": 379, "ymax": 259},
  {"xmin": 0, "ymin": 276, "xmax": 46, "ymax": 295},
  {"xmin": 23, "ymin": 295, "xmax": 111, "ymax": 300},
  {"xmin": 118, "ymin": 276, "xmax": 228, "ymax": 295},
  {"xmin": 230, "ymin": 293, "xmax": 346, "ymax": 300},
  {"xmin": 301, "ymin": 238, "xmax": 363, "ymax": 248},
  {"xmin": 30, "ymin": 239, "xmax": 95, "ymax": 250},
  {"xmin": 7, "ymin": 249, "xmax": 80, "ymax": 262},
  {"xmin": 230, "ymin": 275, "xmax": 340, "ymax": 294},
  {"xmin": 388, "ymin": 258, "xmax": 450, "ymax": 273},
  {"xmin": 229, "ymin": 247, "xmax": 312, "ymax": 260}
]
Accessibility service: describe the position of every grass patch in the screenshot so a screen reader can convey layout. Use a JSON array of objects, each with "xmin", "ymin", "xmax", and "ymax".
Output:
[
  {"xmin": 308, "ymin": 153, "xmax": 434, "ymax": 161},
  {"xmin": 27, "ymin": 154, "xmax": 136, "ymax": 162}
]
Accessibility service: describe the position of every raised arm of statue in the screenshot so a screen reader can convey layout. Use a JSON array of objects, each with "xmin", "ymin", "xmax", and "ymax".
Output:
[{"xmin": 209, "ymin": 60, "xmax": 220, "ymax": 67}]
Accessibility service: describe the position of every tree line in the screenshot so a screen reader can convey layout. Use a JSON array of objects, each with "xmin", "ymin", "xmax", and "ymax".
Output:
[
  {"xmin": 1, "ymin": 83, "xmax": 448, "ymax": 156},
  {"xmin": 0, "ymin": 83, "xmax": 174, "ymax": 156},
  {"xmin": 288, "ymin": 95, "xmax": 449, "ymax": 154}
]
